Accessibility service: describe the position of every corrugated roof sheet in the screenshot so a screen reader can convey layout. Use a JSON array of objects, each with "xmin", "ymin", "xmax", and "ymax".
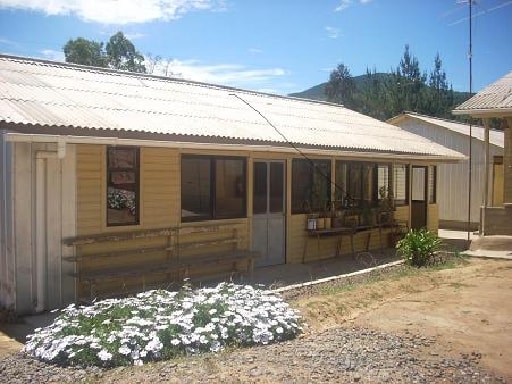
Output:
[
  {"xmin": 0, "ymin": 55, "xmax": 464, "ymax": 159},
  {"xmin": 389, "ymin": 113, "xmax": 504, "ymax": 148},
  {"xmin": 454, "ymin": 70, "xmax": 512, "ymax": 113}
]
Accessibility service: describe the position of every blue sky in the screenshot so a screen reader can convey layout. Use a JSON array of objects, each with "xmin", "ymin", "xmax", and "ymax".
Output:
[{"xmin": 0, "ymin": 0, "xmax": 511, "ymax": 95}]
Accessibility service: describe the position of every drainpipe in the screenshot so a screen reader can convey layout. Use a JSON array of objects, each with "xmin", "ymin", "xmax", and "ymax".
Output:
[
  {"xmin": 1, "ymin": 130, "xmax": 9, "ymax": 309},
  {"xmin": 33, "ymin": 140, "xmax": 66, "ymax": 312}
]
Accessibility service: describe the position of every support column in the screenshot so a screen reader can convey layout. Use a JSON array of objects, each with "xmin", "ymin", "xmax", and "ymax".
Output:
[{"xmin": 504, "ymin": 119, "xmax": 512, "ymax": 205}]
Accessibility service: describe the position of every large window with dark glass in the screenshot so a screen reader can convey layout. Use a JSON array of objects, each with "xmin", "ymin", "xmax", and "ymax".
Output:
[
  {"xmin": 107, "ymin": 146, "xmax": 140, "ymax": 226},
  {"xmin": 393, "ymin": 164, "xmax": 409, "ymax": 206},
  {"xmin": 335, "ymin": 161, "xmax": 391, "ymax": 208},
  {"xmin": 292, "ymin": 159, "xmax": 331, "ymax": 214},
  {"xmin": 181, "ymin": 156, "xmax": 246, "ymax": 221}
]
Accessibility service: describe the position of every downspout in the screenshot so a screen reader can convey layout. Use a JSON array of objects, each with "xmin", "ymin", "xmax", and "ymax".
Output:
[
  {"xmin": 1, "ymin": 130, "xmax": 9, "ymax": 308},
  {"xmin": 33, "ymin": 140, "xmax": 66, "ymax": 312}
]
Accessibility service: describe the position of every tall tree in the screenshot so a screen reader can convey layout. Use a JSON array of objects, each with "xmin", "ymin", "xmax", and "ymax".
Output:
[
  {"xmin": 106, "ymin": 32, "xmax": 145, "ymax": 73},
  {"xmin": 386, "ymin": 44, "xmax": 427, "ymax": 116},
  {"xmin": 427, "ymin": 53, "xmax": 451, "ymax": 117},
  {"xmin": 63, "ymin": 37, "xmax": 108, "ymax": 67},
  {"xmin": 359, "ymin": 67, "xmax": 386, "ymax": 120},
  {"xmin": 325, "ymin": 63, "xmax": 355, "ymax": 107},
  {"xmin": 63, "ymin": 32, "xmax": 145, "ymax": 73}
]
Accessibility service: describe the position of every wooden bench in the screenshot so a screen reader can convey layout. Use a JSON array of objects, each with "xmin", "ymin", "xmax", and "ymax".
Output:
[
  {"xmin": 65, "ymin": 224, "xmax": 259, "ymax": 303},
  {"xmin": 175, "ymin": 224, "xmax": 259, "ymax": 280},
  {"xmin": 64, "ymin": 227, "xmax": 179, "ymax": 302}
]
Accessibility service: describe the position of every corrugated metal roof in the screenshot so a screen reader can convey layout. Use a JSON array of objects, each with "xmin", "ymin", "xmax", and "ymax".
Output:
[
  {"xmin": 0, "ymin": 55, "xmax": 464, "ymax": 159},
  {"xmin": 388, "ymin": 113, "xmax": 504, "ymax": 148},
  {"xmin": 453, "ymin": 70, "xmax": 512, "ymax": 114}
]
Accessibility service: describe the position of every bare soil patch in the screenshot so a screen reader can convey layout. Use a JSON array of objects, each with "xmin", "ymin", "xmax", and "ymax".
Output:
[
  {"xmin": 1, "ymin": 257, "xmax": 510, "ymax": 383},
  {"xmin": 293, "ymin": 257, "xmax": 512, "ymax": 380}
]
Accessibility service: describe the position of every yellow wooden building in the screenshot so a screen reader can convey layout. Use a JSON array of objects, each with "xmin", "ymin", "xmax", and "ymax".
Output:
[{"xmin": 0, "ymin": 55, "xmax": 464, "ymax": 313}]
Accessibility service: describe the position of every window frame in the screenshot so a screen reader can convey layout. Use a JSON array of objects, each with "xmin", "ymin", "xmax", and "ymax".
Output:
[
  {"xmin": 106, "ymin": 146, "xmax": 140, "ymax": 227},
  {"xmin": 335, "ymin": 161, "xmax": 391, "ymax": 209},
  {"xmin": 181, "ymin": 155, "xmax": 247, "ymax": 222},
  {"xmin": 428, "ymin": 165, "xmax": 437, "ymax": 204},
  {"xmin": 392, "ymin": 163, "xmax": 410, "ymax": 206},
  {"xmin": 291, "ymin": 158, "xmax": 331, "ymax": 214}
]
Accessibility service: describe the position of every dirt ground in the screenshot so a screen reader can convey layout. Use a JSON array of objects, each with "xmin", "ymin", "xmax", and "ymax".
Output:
[
  {"xmin": 1, "ymin": 257, "xmax": 511, "ymax": 381},
  {"xmin": 293, "ymin": 257, "xmax": 512, "ymax": 380}
]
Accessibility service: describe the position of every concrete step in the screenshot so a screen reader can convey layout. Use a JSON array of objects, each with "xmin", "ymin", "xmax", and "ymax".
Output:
[{"xmin": 470, "ymin": 235, "xmax": 512, "ymax": 251}]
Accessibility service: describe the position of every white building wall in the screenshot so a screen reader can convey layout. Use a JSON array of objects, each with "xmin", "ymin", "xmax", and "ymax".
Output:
[
  {"xmin": 0, "ymin": 131, "xmax": 15, "ymax": 310},
  {"xmin": 397, "ymin": 119, "xmax": 503, "ymax": 227},
  {"xmin": 13, "ymin": 142, "xmax": 76, "ymax": 314}
]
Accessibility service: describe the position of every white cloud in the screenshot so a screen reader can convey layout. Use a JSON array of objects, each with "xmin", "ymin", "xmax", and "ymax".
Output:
[
  {"xmin": 335, "ymin": 0, "xmax": 352, "ymax": 12},
  {"xmin": 248, "ymin": 48, "xmax": 263, "ymax": 55},
  {"xmin": 40, "ymin": 49, "xmax": 65, "ymax": 61},
  {"xmin": 335, "ymin": 0, "xmax": 371, "ymax": 12},
  {"xmin": 325, "ymin": 26, "xmax": 340, "ymax": 39},
  {"xmin": 147, "ymin": 58, "xmax": 286, "ymax": 90},
  {"xmin": 124, "ymin": 32, "xmax": 146, "ymax": 40},
  {"xmin": 0, "ymin": 0, "xmax": 226, "ymax": 24}
]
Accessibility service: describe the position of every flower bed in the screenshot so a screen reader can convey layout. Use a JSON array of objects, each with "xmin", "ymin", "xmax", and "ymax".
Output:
[{"xmin": 23, "ymin": 283, "xmax": 302, "ymax": 367}]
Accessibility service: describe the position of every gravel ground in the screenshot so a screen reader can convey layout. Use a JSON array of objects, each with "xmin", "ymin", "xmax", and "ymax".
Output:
[{"xmin": 0, "ymin": 326, "xmax": 506, "ymax": 383}]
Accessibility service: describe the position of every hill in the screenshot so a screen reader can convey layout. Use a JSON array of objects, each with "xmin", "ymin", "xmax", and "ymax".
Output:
[{"xmin": 288, "ymin": 73, "xmax": 472, "ymax": 121}]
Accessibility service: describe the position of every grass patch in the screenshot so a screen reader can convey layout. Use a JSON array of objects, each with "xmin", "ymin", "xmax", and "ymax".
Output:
[{"xmin": 304, "ymin": 254, "xmax": 470, "ymax": 299}]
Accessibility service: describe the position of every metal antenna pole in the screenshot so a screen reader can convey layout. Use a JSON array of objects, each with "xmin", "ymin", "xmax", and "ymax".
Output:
[{"xmin": 467, "ymin": 0, "xmax": 473, "ymax": 243}]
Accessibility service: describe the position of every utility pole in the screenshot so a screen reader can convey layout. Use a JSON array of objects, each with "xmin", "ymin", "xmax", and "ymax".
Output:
[{"xmin": 467, "ymin": 0, "xmax": 473, "ymax": 243}]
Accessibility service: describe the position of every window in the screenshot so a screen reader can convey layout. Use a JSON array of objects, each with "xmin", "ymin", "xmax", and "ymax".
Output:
[
  {"xmin": 376, "ymin": 164, "xmax": 391, "ymax": 202},
  {"xmin": 292, "ymin": 159, "xmax": 331, "ymax": 214},
  {"xmin": 428, "ymin": 165, "xmax": 437, "ymax": 204},
  {"xmin": 107, "ymin": 146, "xmax": 140, "ymax": 226},
  {"xmin": 181, "ymin": 156, "xmax": 246, "ymax": 221},
  {"xmin": 393, "ymin": 164, "xmax": 409, "ymax": 206},
  {"xmin": 335, "ymin": 161, "xmax": 390, "ymax": 208}
]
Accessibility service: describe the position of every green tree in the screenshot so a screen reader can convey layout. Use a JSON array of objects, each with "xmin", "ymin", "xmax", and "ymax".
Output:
[
  {"xmin": 325, "ymin": 63, "xmax": 355, "ymax": 107},
  {"xmin": 359, "ymin": 67, "xmax": 386, "ymax": 120},
  {"xmin": 63, "ymin": 37, "xmax": 108, "ymax": 67},
  {"xmin": 63, "ymin": 32, "xmax": 145, "ymax": 73},
  {"xmin": 395, "ymin": 44, "xmax": 427, "ymax": 113},
  {"xmin": 427, "ymin": 53, "xmax": 452, "ymax": 118},
  {"xmin": 106, "ymin": 32, "xmax": 146, "ymax": 73}
]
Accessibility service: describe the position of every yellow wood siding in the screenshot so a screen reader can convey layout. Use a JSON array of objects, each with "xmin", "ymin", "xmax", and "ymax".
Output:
[
  {"xmin": 76, "ymin": 145, "xmax": 103, "ymax": 235},
  {"xmin": 493, "ymin": 161, "xmax": 504, "ymax": 207},
  {"xmin": 427, "ymin": 203, "xmax": 439, "ymax": 232},
  {"xmin": 73, "ymin": 143, "xmax": 442, "ymax": 299},
  {"xmin": 141, "ymin": 148, "xmax": 179, "ymax": 228}
]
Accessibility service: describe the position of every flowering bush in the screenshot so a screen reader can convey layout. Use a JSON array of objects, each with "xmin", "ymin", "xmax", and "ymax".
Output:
[{"xmin": 23, "ymin": 283, "xmax": 302, "ymax": 368}]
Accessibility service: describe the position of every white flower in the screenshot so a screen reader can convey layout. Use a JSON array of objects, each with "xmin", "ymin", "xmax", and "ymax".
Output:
[
  {"xmin": 118, "ymin": 345, "xmax": 131, "ymax": 355},
  {"xmin": 98, "ymin": 349, "xmax": 112, "ymax": 361}
]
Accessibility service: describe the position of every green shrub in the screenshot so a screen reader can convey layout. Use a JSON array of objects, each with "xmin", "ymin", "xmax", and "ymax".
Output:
[{"xmin": 396, "ymin": 228, "xmax": 442, "ymax": 267}]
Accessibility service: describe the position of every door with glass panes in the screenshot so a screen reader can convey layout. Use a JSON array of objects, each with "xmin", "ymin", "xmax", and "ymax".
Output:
[{"xmin": 252, "ymin": 161, "xmax": 286, "ymax": 266}]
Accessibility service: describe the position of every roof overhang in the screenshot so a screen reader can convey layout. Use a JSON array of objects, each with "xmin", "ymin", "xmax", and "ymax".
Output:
[
  {"xmin": 3, "ymin": 132, "xmax": 466, "ymax": 163},
  {"xmin": 452, "ymin": 108, "xmax": 512, "ymax": 118}
]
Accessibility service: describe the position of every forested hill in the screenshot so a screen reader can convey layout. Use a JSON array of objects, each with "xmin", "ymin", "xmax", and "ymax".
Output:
[
  {"xmin": 289, "ymin": 73, "xmax": 388, "ymax": 102},
  {"xmin": 288, "ymin": 73, "xmax": 472, "ymax": 121}
]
